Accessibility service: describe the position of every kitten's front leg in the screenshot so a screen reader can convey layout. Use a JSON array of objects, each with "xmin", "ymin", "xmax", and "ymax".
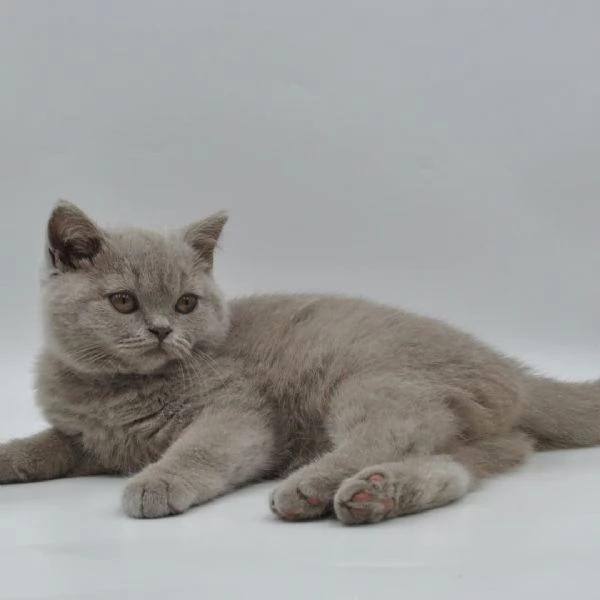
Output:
[
  {"xmin": 122, "ymin": 406, "xmax": 275, "ymax": 519},
  {"xmin": 0, "ymin": 428, "xmax": 102, "ymax": 483}
]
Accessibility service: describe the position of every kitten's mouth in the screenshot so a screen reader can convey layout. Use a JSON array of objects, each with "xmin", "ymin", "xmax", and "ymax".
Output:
[
  {"xmin": 134, "ymin": 345, "xmax": 172, "ymax": 370},
  {"xmin": 146, "ymin": 345, "xmax": 168, "ymax": 355},
  {"xmin": 123, "ymin": 341, "xmax": 179, "ymax": 365}
]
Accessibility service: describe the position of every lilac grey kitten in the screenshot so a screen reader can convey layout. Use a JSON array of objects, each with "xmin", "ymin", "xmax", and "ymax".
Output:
[{"xmin": 0, "ymin": 201, "xmax": 599, "ymax": 524}]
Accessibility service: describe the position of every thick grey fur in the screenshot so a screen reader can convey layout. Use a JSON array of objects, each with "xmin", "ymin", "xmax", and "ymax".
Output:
[{"xmin": 1, "ymin": 202, "xmax": 599, "ymax": 525}]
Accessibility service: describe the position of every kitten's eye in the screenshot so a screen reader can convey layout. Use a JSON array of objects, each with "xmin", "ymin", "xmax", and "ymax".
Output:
[
  {"xmin": 109, "ymin": 292, "xmax": 138, "ymax": 314},
  {"xmin": 175, "ymin": 294, "xmax": 198, "ymax": 314}
]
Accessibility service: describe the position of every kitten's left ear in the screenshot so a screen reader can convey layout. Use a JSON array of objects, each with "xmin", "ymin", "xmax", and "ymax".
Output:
[
  {"xmin": 183, "ymin": 211, "xmax": 228, "ymax": 270},
  {"xmin": 47, "ymin": 201, "xmax": 104, "ymax": 271}
]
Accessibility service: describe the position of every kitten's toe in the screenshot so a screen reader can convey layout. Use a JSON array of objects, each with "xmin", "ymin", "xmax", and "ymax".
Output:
[
  {"xmin": 270, "ymin": 478, "xmax": 334, "ymax": 521},
  {"xmin": 122, "ymin": 469, "xmax": 196, "ymax": 519},
  {"xmin": 334, "ymin": 470, "xmax": 395, "ymax": 525}
]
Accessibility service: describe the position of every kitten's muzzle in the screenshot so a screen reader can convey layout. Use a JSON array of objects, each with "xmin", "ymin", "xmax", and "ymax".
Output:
[{"xmin": 148, "ymin": 326, "xmax": 173, "ymax": 343}]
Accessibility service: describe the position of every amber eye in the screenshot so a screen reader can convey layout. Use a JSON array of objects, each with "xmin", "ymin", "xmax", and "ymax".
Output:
[
  {"xmin": 175, "ymin": 294, "xmax": 198, "ymax": 314},
  {"xmin": 109, "ymin": 292, "xmax": 138, "ymax": 314}
]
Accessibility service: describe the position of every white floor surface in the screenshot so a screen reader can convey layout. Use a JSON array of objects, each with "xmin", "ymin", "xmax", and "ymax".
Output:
[{"xmin": 1, "ymin": 360, "xmax": 599, "ymax": 600}]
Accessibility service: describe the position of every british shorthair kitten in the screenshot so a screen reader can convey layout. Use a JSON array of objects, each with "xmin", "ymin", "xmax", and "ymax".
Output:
[{"xmin": 1, "ymin": 201, "xmax": 598, "ymax": 524}]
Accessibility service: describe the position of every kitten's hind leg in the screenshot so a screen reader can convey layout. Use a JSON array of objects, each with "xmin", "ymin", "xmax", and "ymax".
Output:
[
  {"xmin": 334, "ymin": 455, "xmax": 471, "ymax": 524},
  {"xmin": 334, "ymin": 431, "xmax": 533, "ymax": 525},
  {"xmin": 451, "ymin": 430, "xmax": 534, "ymax": 479},
  {"xmin": 270, "ymin": 378, "xmax": 459, "ymax": 521},
  {"xmin": 270, "ymin": 446, "xmax": 373, "ymax": 521}
]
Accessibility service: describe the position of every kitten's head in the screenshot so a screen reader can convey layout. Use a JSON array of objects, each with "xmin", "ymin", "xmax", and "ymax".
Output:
[{"xmin": 42, "ymin": 201, "xmax": 230, "ymax": 374}]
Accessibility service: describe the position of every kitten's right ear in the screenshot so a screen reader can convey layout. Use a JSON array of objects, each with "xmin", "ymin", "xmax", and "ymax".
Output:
[
  {"xmin": 183, "ymin": 211, "xmax": 229, "ymax": 271},
  {"xmin": 47, "ymin": 201, "xmax": 103, "ymax": 271}
]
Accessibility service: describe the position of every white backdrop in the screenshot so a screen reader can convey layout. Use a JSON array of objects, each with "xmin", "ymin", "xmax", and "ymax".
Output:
[
  {"xmin": 3, "ymin": 4, "xmax": 600, "ymax": 599},
  {"xmin": 2, "ymin": 1, "xmax": 600, "ymax": 372}
]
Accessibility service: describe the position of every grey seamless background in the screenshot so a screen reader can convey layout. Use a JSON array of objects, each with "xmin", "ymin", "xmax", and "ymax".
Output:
[{"xmin": 2, "ymin": 1, "xmax": 600, "ymax": 384}]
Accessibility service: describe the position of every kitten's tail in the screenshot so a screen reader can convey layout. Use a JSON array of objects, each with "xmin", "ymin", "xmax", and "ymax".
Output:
[{"xmin": 521, "ymin": 376, "xmax": 600, "ymax": 449}]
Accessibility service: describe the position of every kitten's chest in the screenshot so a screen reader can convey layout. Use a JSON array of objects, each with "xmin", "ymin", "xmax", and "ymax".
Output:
[
  {"xmin": 39, "ymin": 374, "xmax": 190, "ymax": 474},
  {"xmin": 79, "ymin": 396, "xmax": 174, "ymax": 473}
]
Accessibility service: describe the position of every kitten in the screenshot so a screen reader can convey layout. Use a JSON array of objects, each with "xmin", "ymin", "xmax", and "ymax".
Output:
[{"xmin": 1, "ymin": 201, "xmax": 599, "ymax": 524}]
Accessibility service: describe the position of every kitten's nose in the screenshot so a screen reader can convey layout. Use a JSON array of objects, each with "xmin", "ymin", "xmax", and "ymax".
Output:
[{"xmin": 148, "ymin": 326, "xmax": 172, "ymax": 342}]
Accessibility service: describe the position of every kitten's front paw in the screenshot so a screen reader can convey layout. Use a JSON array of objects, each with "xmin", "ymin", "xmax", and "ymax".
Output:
[{"xmin": 122, "ymin": 468, "xmax": 198, "ymax": 519}]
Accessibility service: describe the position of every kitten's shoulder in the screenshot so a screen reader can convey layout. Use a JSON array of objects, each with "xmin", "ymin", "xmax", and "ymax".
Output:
[
  {"xmin": 34, "ymin": 349, "xmax": 93, "ymax": 434},
  {"xmin": 35, "ymin": 349, "xmax": 76, "ymax": 395}
]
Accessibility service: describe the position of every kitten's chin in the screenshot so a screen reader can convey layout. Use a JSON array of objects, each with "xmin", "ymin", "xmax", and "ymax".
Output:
[
  {"xmin": 108, "ymin": 345, "xmax": 177, "ymax": 375},
  {"xmin": 132, "ymin": 350, "xmax": 173, "ymax": 374}
]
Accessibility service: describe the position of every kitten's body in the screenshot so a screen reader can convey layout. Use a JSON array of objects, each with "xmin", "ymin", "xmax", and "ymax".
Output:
[{"xmin": 2, "ymin": 203, "xmax": 599, "ymax": 524}]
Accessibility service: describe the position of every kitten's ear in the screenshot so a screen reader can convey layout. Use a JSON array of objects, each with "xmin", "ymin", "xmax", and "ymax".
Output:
[
  {"xmin": 47, "ymin": 201, "xmax": 103, "ymax": 270},
  {"xmin": 183, "ymin": 211, "xmax": 228, "ymax": 270}
]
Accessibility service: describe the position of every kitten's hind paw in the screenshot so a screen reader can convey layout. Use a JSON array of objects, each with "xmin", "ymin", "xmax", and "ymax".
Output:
[
  {"xmin": 334, "ymin": 470, "xmax": 396, "ymax": 524},
  {"xmin": 270, "ymin": 476, "xmax": 334, "ymax": 521},
  {"xmin": 334, "ymin": 458, "xmax": 471, "ymax": 525}
]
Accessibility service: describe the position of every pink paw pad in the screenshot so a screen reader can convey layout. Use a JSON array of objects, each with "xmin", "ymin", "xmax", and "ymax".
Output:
[
  {"xmin": 351, "ymin": 492, "xmax": 372, "ymax": 503},
  {"xmin": 368, "ymin": 473, "xmax": 385, "ymax": 483},
  {"xmin": 305, "ymin": 496, "xmax": 321, "ymax": 506}
]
